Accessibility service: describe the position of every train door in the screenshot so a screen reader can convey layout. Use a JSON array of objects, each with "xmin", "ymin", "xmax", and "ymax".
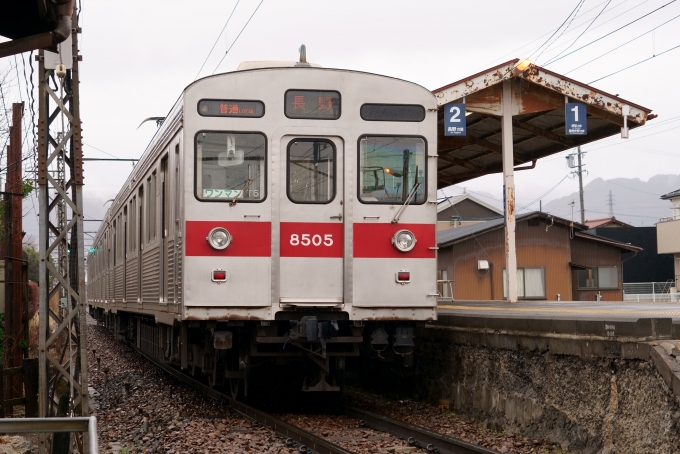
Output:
[
  {"xmin": 160, "ymin": 155, "xmax": 169, "ymax": 303},
  {"xmin": 279, "ymin": 136, "xmax": 344, "ymax": 304}
]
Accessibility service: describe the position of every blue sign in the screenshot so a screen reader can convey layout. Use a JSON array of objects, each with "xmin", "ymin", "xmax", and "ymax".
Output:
[
  {"xmin": 565, "ymin": 103, "xmax": 587, "ymax": 135},
  {"xmin": 444, "ymin": 103, "xmax": 466, "ymax": 136}
]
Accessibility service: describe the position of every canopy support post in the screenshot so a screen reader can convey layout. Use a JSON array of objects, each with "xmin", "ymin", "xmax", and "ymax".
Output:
[{"xmin": 502, "ymin": 79, "xmax": 518, "ymax": 303}]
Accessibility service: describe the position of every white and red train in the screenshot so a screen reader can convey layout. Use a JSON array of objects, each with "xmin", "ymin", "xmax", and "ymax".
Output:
[{"xmin": 87, "ymin": 54, "xmax": 438, "ymax": 394}]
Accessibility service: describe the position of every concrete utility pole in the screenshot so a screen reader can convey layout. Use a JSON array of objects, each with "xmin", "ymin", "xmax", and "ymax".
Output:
[
  {"xmin": 567, "ymin": 147, "xmax": 586, "ymax": 224},
  {"xmin": 4, "ymin": 102, "xmax": 25, "ymax": 404}
]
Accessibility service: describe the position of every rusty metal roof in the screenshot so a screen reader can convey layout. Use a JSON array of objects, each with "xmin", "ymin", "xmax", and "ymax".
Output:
[{"xmin": 433, "ymin": 59, "xmax": 654, "ymax": 188}]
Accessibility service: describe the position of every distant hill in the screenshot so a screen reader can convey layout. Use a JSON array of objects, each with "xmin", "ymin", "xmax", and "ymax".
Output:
[{"xmin": 541, "ymin": 174, "xmax": 680, "ymax": 227}]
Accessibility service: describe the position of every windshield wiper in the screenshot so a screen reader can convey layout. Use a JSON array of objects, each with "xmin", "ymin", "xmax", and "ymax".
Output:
[
  {"xmin": 229, "ymin": 179, "xmax": 254, "ymax": 206},
  {"xmin": 392, "ymin": 182, "xmax": 421, "ymax": 224}
]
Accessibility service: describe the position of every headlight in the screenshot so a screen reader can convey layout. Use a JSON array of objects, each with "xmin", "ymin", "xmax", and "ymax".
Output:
[
  {"xmin": 392, "ymin": 229, "xmax": 416, "ymax": 252},
  {"xmin": 206, "ymin": 227, "xmax": 232, "ymax": 250}
]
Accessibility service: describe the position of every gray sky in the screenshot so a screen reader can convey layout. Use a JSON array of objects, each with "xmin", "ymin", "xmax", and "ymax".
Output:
[{"xmin": 2, "ymin": 0, "xmax": 680, "ymax": 244}]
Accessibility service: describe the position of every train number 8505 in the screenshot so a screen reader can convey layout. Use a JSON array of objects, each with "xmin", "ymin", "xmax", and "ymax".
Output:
[{"xmin": 290, "ymin": 234, "xmax": 334, "ymax": 247}]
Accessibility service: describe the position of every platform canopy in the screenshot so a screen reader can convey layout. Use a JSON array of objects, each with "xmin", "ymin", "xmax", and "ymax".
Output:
[{"xmin": 433, "ymin": 59, "xmax": 654, "ymax": 188}]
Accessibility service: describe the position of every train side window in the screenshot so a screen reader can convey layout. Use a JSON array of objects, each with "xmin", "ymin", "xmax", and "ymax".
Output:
[
  {"xmin": 195, "ymin": 132, "xmax": 267, "ymax": 203},
  {"xmin": 287, "ymin": 139, "xmax": 336, "ymax": 204},
  {"xmin": 130, "ymin": 197, "xmax": 136, "ymax": 252},
  {"xmin": 113, "ymin": 220, "xmax": 117, "ymax": 266},
  {"xmin": 150, "ymin": 171, "xmax": 157, "ymax": 241},
  {"xmin": 358, "ymin": 136, "xmax": 426, "ymax": 205}
]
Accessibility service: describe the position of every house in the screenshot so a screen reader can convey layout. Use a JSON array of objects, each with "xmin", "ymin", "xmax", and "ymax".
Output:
[
  {"xmin": 437, "ymin": 212, "xmax": 641, "ymax": 302},
  {"xmin": 588, "ymin": 227, "xmax": 674, "ymax": 284},
  {"xmin": 656, "ymin": 189, "xmax": 680, "ymax": 289},
  {"xmin": 437, "ymin": 193, "xmax": 503, "ymax": 231},
  {"xmin": 585, "ymin": 216, "xmax": 634, "ymax": 229}
]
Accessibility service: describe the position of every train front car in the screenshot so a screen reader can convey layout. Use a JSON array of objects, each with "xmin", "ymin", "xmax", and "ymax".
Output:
[{"xmin": 88, "ymin": 62, "xmax": 438, "ymax": 396}]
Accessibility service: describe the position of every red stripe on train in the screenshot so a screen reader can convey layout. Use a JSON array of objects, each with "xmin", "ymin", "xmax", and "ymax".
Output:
[
  {"xmin": 280, "ymin": 222, "xmax": 343, "ymax": 258},
  {"xmin": 185, "ymin": 221, "xmax": 271, "ymax": 257},
  {"xmin": 353, "ymin": 223, "xmax": 435, "ymax": 259}
]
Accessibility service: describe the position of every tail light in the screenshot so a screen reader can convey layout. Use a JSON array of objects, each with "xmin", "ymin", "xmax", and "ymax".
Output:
[
  {"xmin": 396, "ymin": 270, "xmax": 411, "ymax": 284},
  {"xmin": 212, "ymin": 270, "xmax": 227, "ymax": 282}
]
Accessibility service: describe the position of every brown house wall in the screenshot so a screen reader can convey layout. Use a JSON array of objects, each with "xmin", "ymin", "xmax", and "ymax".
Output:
[
  {"xmin": 439, "ymin": 219, "xmax": 573, "ymax": 301},
  {"xmin": 570, "ymin": 236, "xmax": 624, "ymax": 301}
]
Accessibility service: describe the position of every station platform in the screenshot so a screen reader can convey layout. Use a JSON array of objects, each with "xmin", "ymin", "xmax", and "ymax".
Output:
[
  {"xmin": 431, "ymin": 300, "xmax": 680, "ymax": 348},
  {"xmin": 438, "ymin": 300, "xmax": 680, "ymax": 322}
]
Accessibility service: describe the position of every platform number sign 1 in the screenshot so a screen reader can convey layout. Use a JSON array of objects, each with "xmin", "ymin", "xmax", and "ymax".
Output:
[
  {"xmin": 565, "ymin": 103, "xmax": 587, "ymax": 135},
  {"xmin": 444, "ymin": 103, "xmax": 466, "ymax": 136}
]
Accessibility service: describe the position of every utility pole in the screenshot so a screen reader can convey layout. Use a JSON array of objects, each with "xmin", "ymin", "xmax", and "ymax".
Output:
[
  {"xmin": 567, "ymin": 147, "xmax": 586, "ymax": 224},
  {"xmin": 37, "ymin": 6, "xmax": 89, "ymax": 453},
  {"xmin": 607, "ymin": 190, "xmax": 615, "ymax": 217},
  {"xmin": 4, "ymin": 102, "xmax": 25, "ymax": 404}
]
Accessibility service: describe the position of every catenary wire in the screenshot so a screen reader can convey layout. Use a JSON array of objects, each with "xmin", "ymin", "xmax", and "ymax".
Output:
[
  {"xmin": 534, "ymin": 0, "xmax": 586, "ymax": 64},
  {"xmin": 564, "ymin": 13, "xmax": 680, "ymax": 74},
  {"xmin": 589, "ymin": 43, "xmax": 680, "ymax": 83},
  {"xmin": 529, "ymin": 0, "xmax": 585, "ymax": 62},
  {"xmin": 212, "ymin": 0, "xmax": 265, "ymax": 75},
  {"xmin": 474, "ymin": 0, "xmax": 626, "ymax": 71},
  {"xmin": 544, "ymin": 0, "xmax": 677, "ymax": 66},
  {"xmin": 543, "ymin": 0, "xmax": 611, "ymax": 65},
  {"xmin": 194, "ymin": 0, "xmax": 241, "ymax": 80}
]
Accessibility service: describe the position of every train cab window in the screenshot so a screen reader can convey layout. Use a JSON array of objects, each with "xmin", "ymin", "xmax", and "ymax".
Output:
[
  {"xmin": 358, "ymin": 136, "xmax": 426, "ymax": 204},
  {"xmin": 287, "ymin": 139, "xmax": 336, "ymax": 204},
  {"xmin": 196, "ymin": 132, "xmax": 266, "ymax": 202}
]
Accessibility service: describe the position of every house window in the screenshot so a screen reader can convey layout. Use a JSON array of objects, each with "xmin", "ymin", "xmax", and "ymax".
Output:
[
  {"xmin": 503, "ymin": 267, "xmax": 546, "ymax": 299},
  {"xmin": 578, "ymin": 267, "xmax": 618, "ymax": 289}
]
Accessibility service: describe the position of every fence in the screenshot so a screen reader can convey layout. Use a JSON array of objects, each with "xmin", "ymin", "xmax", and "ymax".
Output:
[
  {"xmin": 0, "ymin": 417, "xmax": 98, "ymax": 454},
  {"xmin": 623, "ymin": 281, "xmax": 679, "ymax": 302}
]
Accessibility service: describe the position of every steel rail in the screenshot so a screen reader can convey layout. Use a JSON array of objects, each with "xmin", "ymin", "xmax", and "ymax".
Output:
[
  {"xmin": 133, "ymin": 345, "xmax": 354, "ymax": 454},
  {"xmin": 341, "ymin": 404, "xmax": 494, "ymax": 454}
]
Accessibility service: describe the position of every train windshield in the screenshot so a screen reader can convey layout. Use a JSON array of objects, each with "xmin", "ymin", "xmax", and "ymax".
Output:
[
  {"xmin": 287, "ymin": 139, "xmax": 336, "ymax": 204},
  {"xmin": 359, "ymin": 136, "xmax": 426, "ymax": 204},
  {"xmin": 195, "ymin": 132, "xmax": 266, "ymax": 202}
]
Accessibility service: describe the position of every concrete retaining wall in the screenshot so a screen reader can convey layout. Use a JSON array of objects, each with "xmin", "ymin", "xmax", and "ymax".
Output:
[{"xmin": 414, "ymin": 341, "xmax": 680, "ymax": 453}]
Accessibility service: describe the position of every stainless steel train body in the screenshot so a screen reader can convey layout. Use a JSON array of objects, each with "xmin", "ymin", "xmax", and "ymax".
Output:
[{"xmin": 87, "ymin": 64, "xmax": 438, "ymax": 392}]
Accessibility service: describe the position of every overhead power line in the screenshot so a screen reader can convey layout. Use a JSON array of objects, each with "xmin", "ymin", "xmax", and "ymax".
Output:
[
  {"xmin": 544, "ymin": 0, "xmax": 677, "ymax": 66},
  {"xmin": 194, "ymin": 0, "xmax": 241, "ymax": 81},
  {"xmin": 212, "ymin": 0, "xmax": 265, "ymax": 75},
  {"xmin": 545, "ymin": 0, "xmax": 611, "ymax": 65},
  {"xmin": 529, "ymin": 0, "xmax": 585, "ymax": 62},
  {"xmin": 476, "ymin": 0, "xmax": 642, "ymax": 73},
  {"xmin": 589, "ymin": 43, "xmax": 680, "ymax": 83}
]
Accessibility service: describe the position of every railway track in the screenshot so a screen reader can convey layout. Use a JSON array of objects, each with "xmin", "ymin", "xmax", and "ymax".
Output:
[{"xmin": 133, "ymin": 344, "xmax": 495, "ymax": 454}]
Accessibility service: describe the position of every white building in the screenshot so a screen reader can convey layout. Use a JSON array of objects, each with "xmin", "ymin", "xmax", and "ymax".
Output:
[{"xmin": 657, "ymin": 189, "xmax": 680, "ymax": 289}]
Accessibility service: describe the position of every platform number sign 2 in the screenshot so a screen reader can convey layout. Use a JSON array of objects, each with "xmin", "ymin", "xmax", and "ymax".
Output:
[
  {"xmin": 565, "ymin": 102, "xmax": 587, "ymax": 135},
  {"xmin": 445, "ymin": 103, "xmax": 466, "ymax": 136}
]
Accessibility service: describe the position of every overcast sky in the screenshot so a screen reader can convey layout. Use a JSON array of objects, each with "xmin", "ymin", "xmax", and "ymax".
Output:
[{"xmin": 2, "ymin": 0, "xmax": 679, "ymax": 244}]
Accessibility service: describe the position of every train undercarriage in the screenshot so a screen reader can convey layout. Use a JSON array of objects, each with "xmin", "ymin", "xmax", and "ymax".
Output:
[{"xmin": 89, "ymin": 306, "xmax": 416, "ymax": 397}]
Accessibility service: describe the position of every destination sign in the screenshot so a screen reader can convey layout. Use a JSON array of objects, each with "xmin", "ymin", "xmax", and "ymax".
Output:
[
  {"xmin": 285, "ymin": 90, "xmax": 341, "ymax": 120},
  {"xmin": 198, "ymin": 100, "xmax": 264, "ymax": 118}
]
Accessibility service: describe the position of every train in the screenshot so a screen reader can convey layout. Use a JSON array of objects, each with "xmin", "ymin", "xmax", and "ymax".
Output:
[{"xmin": 87, "ymin": 49, "xmax": 438, "ymax": 396}]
